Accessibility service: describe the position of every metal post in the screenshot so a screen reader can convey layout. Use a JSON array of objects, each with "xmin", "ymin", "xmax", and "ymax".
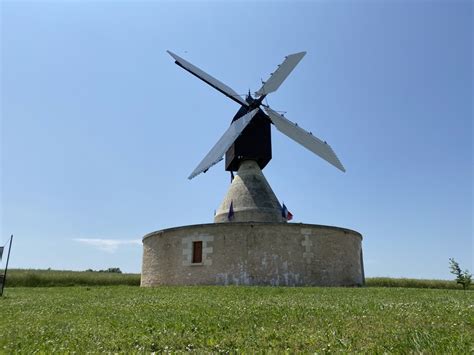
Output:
[{"xmin": 0, "ymin": 235, "xmax": 13, "ymax": 296}]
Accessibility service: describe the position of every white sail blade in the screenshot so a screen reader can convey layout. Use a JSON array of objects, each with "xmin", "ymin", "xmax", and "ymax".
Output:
[
  {"xmin": 167, "ymin": 50, "xmax": 248, "ymax": 107},
  {"xmin": 188, "ymin": 109, "xmax": 259, "ymax": 179},
  {"xmin": 264, "ymin": 107, "xmax": 345, "ymax": 172},
  {"xmin": 255, "ymin": 52, "xmax": 306, "ymax": 97}
]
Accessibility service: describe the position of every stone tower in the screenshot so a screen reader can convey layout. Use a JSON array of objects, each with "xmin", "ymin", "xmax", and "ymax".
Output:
[{"xmin": 214, "ymin": 160, "xmax": 285, "ymax": 223}]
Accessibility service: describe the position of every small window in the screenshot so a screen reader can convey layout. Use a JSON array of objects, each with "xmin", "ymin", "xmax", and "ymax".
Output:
[{"xmin": 192, "ymin": 241, "xmax": 203, "ymax": 263}]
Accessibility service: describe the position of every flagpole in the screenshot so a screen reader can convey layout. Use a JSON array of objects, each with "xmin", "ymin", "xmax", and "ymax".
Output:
[{"xmin": 0, "ymin": 235, "xmax": 13, "ymax": 297}]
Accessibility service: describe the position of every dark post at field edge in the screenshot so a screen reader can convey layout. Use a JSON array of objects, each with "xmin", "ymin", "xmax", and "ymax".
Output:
[{"xmin": 0, "ymin": 235, "xmax": 13, "ymax": 296}]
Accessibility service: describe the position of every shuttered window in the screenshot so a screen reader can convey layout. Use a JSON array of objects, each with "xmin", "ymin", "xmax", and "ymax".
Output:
[{"xmin": 192, "ymin": 241, "xmax": 202, "ymax": 263}]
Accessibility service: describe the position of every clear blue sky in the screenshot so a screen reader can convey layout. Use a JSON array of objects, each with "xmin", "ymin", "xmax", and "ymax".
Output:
[{"xmin": 1, "ymin": 1, "xmax": 472, "ymax": 278}]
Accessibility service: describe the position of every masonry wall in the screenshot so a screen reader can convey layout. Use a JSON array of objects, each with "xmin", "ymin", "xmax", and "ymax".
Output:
[{"xmin": 141, "ymin": 223, "xmax": 363, "ymax": 287}]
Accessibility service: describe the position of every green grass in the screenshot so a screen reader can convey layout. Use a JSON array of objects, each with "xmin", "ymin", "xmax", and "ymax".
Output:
[
  {"xmin": 0, "ymin": 286, "xmax": 472, "ymax": 352},
  {"xmin": 366, "ymin": 277, "xmax": 472, "ymax": 290},
  {"xmin": 6, "ymin": 269, "xmax": 140, "ymax": 287}
]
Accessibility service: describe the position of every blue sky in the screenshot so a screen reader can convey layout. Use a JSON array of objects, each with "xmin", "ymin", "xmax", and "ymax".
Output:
[{"xmin": 1, "ymin": 1, "xmax": 472, "ymax": 278}]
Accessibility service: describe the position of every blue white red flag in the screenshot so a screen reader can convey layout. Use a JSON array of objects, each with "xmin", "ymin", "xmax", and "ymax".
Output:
[{"xmin": 281, "ymin": 203, "xmax": 293, "ymax": 221}]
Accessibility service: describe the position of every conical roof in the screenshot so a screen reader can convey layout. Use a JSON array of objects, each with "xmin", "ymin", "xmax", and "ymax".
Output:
[{"xmin": 214, "ymin": 160, "xmax": 286, "ymax": 223}]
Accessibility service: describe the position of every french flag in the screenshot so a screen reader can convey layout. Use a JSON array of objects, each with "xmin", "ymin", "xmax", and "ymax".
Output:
[{"xmin": 281, "ymin": 203, "xmax": 293, "ymax": 221}]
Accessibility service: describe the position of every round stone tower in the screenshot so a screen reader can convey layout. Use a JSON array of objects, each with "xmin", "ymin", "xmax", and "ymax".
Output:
[{"xmin": 141, "ymin": 159, "xmax": 364, "ymax": 287}]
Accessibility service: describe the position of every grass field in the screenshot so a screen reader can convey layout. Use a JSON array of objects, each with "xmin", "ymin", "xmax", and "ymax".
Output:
[
  {"xmin": 6, "ymin": 269, "xmax": 140, "ymax": 287},
  {"xmin": 5, "ymin": 269, "xmax": 472, "ymax": 290},
  {"xmin": 1, "ymin": 286, "xmax": 472, "ymax": 352}
]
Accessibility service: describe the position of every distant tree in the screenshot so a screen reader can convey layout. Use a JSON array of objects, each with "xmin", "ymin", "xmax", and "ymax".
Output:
[
  {"xmin": 106, "ymin": 267, "xmax": 122, "ymax": 274},
  {"xmin": 84, "ymin": 268, "xmax": 122, "ymax": 273},
  {"xmin": 449, "ymin": 258, "xmax": 472, "ymax": 291}
]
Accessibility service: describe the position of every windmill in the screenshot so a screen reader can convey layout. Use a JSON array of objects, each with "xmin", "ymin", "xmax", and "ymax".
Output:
[
  {"xmin": 141, "ymin": 52, "xmax": 364, "ymax": 288},
  {"xmin": 167, "ymin": 50, "xmax": 345, "ymax": 180}
]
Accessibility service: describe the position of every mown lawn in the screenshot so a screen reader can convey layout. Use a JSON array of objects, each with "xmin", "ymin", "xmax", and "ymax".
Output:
[{"xmin": 0, "ymin": 286, "xmax": 472, "ymax": 352}]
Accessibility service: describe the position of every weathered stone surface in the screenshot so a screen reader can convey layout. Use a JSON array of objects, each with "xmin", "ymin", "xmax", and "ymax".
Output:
[
  {"xmin": 141, "ymin": 222, "xmax": 364, "ymax": 287},
  {"xmin": 214, "ymin": 160, "xmax": 285, "ymax": 223}
]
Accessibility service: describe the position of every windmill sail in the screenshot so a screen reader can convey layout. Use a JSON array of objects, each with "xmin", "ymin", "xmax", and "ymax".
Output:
[
  {"xmin": 264, "ymin": 107, "xmax": 345, "ymax": 172},
  {"xmin": 167, "ymin": 50, "xmax": 346, "ymax": 178},
  {"xmin": 188, "ymin": 109, "xmax": 259, "ymax": 180},
  {"xmin": 255, "ymin": 52, "xmax": 306, "ymax": 97},
  {"xmin": 167, "ymin": 51, "xmax": 248, "ymax": 107}
]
